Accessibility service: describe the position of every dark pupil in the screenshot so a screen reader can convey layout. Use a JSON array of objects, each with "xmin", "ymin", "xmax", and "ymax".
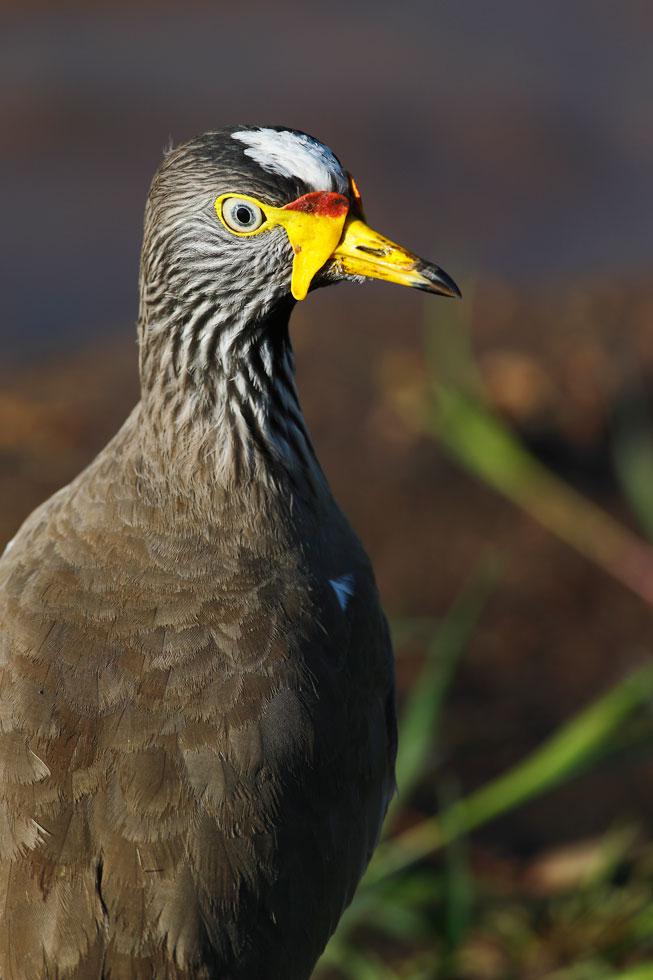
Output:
[{"xmin": 236, "ymin": 205, "xmax": 253, "ymax": 225}]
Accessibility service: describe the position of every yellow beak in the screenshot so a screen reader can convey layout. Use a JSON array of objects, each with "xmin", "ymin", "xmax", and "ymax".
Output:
[
  {"xmin": 279, "ymin": 195, "xmax": 461, "ymax": 301},
  {"xmin": 329, "ymin": 215, "xmax": 461, "ymax": 299}
]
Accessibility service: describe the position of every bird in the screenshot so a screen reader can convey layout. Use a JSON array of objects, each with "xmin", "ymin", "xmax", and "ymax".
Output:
[{"xmin": 0, "ymin": 125, "xmax": 459, "ymax": 980}]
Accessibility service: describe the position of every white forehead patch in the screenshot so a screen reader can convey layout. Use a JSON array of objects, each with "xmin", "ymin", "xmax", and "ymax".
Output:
[{"xmin": 232, "ymin": 128, "xmax": 348, "ymax": 194}]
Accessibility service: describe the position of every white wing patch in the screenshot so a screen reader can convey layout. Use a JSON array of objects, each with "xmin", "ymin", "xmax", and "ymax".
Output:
[
  {"xmin": 232, "ymin": 128, "xmax": 348, "ymax": 194},
  {"xmin": 329, "ymin": 572, "xmax": 355, "ymax": 612}
]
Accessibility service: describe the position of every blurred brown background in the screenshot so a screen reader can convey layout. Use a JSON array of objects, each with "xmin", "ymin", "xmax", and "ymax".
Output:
[{"xmin": 2, "ymin": 0, "xmax": 653, "ymax": 858}]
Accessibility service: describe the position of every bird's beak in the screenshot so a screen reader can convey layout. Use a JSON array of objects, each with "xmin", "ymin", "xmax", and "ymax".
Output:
[
  {"xmin": 329, "ymin": 215, "xmax": 461, "ymax": 299},
  {"xmin": 281, "ymin": 189, "xmax": 461, "ymax": 301}
]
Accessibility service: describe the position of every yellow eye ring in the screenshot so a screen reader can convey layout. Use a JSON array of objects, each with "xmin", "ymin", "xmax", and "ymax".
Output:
[{"xmin": 215, "ymin": 193, "xmax": 270, "ymax": 237}]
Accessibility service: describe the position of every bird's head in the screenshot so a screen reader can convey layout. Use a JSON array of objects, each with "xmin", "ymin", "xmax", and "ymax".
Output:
[
  {"xmin": 141, "ymin": 125, "xmax": 459, "ymax": 322},
  {"xmin": 138, "ymin": 126, "xmax": 460, "ymax": 479}
]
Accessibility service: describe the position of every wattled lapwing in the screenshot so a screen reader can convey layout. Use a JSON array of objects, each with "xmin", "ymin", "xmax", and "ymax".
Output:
[{"xmin": 0, "ymin": 126, "xmax": 459, "ymax": 979}]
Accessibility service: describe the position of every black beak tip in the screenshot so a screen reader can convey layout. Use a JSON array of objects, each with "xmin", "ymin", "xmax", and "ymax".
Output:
[{"xmin": 417, "ymin": 262, "xmax": 462, "ymax": 299}]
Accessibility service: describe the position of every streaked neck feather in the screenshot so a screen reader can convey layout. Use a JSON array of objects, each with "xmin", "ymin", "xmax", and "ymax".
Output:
[{"xmin": 138, "ymin": 299, "xmax": 323, "ymax": 491}]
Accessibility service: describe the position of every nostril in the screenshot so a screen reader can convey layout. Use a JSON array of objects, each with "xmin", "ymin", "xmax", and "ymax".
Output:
[{"xmin": 355, "ymin": 245, "xmax": 388, "ymax": 257}]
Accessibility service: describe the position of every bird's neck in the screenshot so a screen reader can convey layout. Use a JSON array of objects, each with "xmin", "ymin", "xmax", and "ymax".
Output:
[{"xmin": 136, "ymin": 295, "xmax": 323, "ymax": 493}]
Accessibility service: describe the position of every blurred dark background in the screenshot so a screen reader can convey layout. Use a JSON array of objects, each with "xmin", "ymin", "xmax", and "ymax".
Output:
[
  {"xmin": 3, "ymin": 1, "xmax": 653, "ymax": 357},
  {"xmin": 2, "ymin": 4, "xmax": 653, "ymax": 974}
]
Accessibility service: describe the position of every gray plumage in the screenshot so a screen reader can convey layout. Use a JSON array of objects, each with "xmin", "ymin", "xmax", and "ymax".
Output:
[{"xmin": 0, "ymin": 128, "xmax": 396, "ymax": 979}]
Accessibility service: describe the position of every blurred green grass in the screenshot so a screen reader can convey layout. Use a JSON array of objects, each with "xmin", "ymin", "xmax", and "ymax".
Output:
[{"xmin": 314, "ymin": 303, "xmax": 653, "ymax": 979}]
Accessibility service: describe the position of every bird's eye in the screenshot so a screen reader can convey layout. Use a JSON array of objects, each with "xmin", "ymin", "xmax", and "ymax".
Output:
[{"xmin": 221, "ymin": 198, "xmax": 265, "ymax": 233}]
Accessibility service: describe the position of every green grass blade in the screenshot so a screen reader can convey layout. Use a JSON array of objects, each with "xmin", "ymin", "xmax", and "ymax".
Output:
[
  {"xmin": 412, "ymin": 307, "xmax": 653, "ymax": 607},
  {"xmin": 364, "ymin": 661, "xmax": 653, "ymax": 884},
  {"xmin": 387, "ymin": 560, "xmax": 497, "ymax": 826},
  {"xmin": 426, "ymin": 386, "xmax": 653, "ymax": 607},
  {"xmin": 437, "ymin": 785, "xmax": 475, "ymax": 978}
]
